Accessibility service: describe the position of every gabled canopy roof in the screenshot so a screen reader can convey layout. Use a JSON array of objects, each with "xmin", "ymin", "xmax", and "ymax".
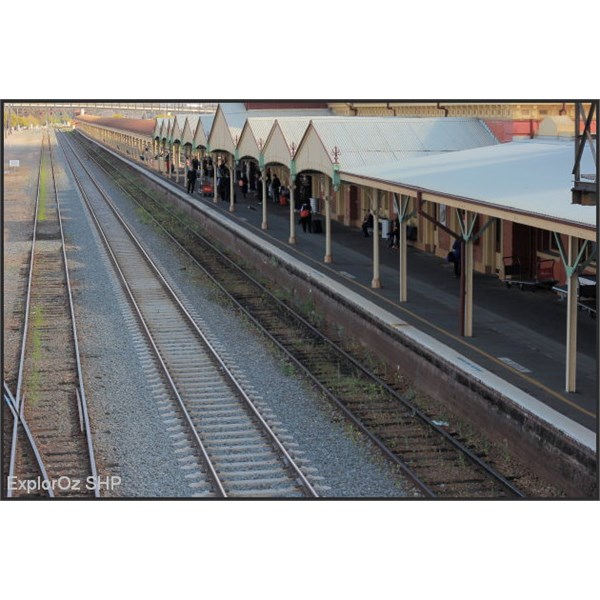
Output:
[
  {"xmin": 160, "ymin": 118, "xmax": 174, "ymax": 141},
  {"xmin": 181, "ymin": 116, "xmax": 200, "ymax": 146},
  {"xmin": 293, "ymin": 117, "xmax": 499, "ymax": 176},
  {"xmin": 153, "ymin": 118, "xmax": 165, "ymax": 139},
  {"xmin": 264, "ymin": 118, "xmax": 313, "ymax": 167},
  {"xmin": 168, "ymin": 115, "xmax": 186, "ymax": 144},
  {"xmin": 193, "ymin": 116, "xmax": 209, "ymax": 149},
  {"xmin": 236, "ymin": 117, "xmax": 315, "ymax": 164},
  {"xmin": 207, "ymin": 105, "xmax": 236, "ymax": 154},
  {"xmin": 236, "ymin": 120, "xmax": 263, "ymax": 160}
]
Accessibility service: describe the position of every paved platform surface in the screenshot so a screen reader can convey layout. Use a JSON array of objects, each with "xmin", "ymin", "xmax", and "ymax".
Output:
[{"xmin": 176, "ymin": 180, "xmax": 597, "ymax": 433}]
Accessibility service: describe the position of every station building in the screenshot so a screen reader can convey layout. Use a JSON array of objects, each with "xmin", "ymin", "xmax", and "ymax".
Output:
[{"xmin": 73, "ymin": 102, "xmax": 597, "ymax": 394}]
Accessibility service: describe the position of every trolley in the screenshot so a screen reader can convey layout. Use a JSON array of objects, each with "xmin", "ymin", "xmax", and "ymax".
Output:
[{"xmin": 501, "ymin": 256, "xmax": 557, "ymax": 291}]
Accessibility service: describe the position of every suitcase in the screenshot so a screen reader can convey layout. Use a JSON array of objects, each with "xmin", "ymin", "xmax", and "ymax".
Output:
[{"xmin": 202, "ymin": 183, "xmax": 214, "ymax": 196}]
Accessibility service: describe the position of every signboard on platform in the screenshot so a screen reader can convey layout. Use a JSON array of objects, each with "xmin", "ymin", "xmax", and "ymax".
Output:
[{"xmin": 9, "ymin": 160, "xmax": 20, "ymax": 167}]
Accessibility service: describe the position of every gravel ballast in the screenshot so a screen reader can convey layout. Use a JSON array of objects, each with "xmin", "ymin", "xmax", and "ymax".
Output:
[
  {"xmin": 53, "ymin": 132, "xmax": 204, "ymax": 497},
  {"xmin": 6, "ymin": 130, "xmax": 410, "ymax": 498},
  {"xmin": 78, "ymin": 142, "xmax": 410, "ymax": 498}
]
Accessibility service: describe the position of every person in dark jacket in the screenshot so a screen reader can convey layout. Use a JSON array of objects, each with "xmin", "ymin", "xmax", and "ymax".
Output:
[
  {"xmin": 271, "ymin": 174, "xmax": 281, "ymax": 204},
  {"xmin": 388, "ymin": 218, "xmax": 400, "ymax": 248},
  {"xmin": 362, "ymin": 212, "xmax": 374, "ymax": 237},
  {"xmin": 239, "ymin": 174, "xmax": 248, "ymax": 199},
  {"xmin": 448, "ymin": 237, "xmax": 462, "ymax": 277},
  {"xmin": 186, "ymin": 165, "xmax": 197, "ymax": 194}
]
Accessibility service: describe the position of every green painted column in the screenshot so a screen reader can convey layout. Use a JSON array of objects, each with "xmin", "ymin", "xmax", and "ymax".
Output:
[
  {"xmin": 324, "ymin": 177, "xmax": 332, "ymax": 263},
  {"xmin": 288, "ymin": 180, "xmax": 296, "ymax": 244},
  {"xmin": 398, "ymin": 196, "xmax": 410, "ymax": 302},
  {"xmin": 464, "ymin": 235, "xmax": 474, "ymax": 337},
  {"xmin": 229, "ymin": 156, "xmax": 235, "ymax": 213},
  {"xmin": 261, "ymin": 169, "xmax": 268, "ymax": 229},
  {"xmin": 565, "ymin": 236, "xmax": 578, "ymax": 392}
]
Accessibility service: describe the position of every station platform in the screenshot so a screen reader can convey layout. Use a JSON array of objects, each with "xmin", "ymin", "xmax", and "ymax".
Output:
[
  {"xmin": 174, "ymin": 180, "xmax": 598, "ymax": 435},
  {"xmin": 82, "ymin": 140, "xmax": 598, "ymax": 445}
]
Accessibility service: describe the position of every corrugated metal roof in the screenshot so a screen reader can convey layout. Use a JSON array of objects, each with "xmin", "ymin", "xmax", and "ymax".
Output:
[
  {"xmin": 245, "ymin": 117, "xmax": 313, "ymax": 149},
  {"xmin": 278, "ymin": 119, "xmax": 312, "ymax": 147},
  {"xmin": 347, "ymin": 139, "xmax": 596, "ymax": 228},
  {"xmin": 245, "ymin": 118, "xmax": 275, "ymax": 145},
  {"xmin": 307, "ymin": 117, "xmax": 498, "ymax": 170}
]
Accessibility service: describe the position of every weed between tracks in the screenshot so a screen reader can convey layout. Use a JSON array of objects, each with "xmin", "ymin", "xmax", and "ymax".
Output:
[
  {"xmin": 347, "ymin": 343, "xmax": 565, "ymax": 497},
  {"xmin": 38, "ymin": 154, "xmax": 48, "ymax": 222},
  {"xmin": 26, "ymin": 306, "xmax": 45, "ymax": 406}
]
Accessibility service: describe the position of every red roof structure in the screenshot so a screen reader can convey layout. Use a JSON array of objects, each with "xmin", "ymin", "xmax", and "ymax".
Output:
[{"xmin": 75, "ymin": 114, "xmax": 155, "ymax": 136}]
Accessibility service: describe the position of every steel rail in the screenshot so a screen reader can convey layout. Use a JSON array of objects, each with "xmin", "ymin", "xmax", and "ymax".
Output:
[
  {"xmin": 68, "ymin": 134, "xmax": 320, "ymax": 497},
  {"xmin": 61, "ymin": 132, "xmax": 319, "ymax": 498},
  {"xmin": 47, "ymin": 130, "xmax": 100, "ymax": 498},
  {"xmin": 77, "ymin": 132, "xmax": 526, "ymax": 498},
  {"xmin": 3, "ymin": 382, "xmax": 55, "ymax": 498},
  {"xmin": 7, "ymin": 135, "xmax": 45, "ymax": 498},
  {"xmin": 58, "ymin": 133, "xmax": 226, "ymax": 497}
]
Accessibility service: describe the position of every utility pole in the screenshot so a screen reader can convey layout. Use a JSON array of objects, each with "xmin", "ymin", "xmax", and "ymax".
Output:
[{"xmin": 572, "ymin": 101, "xmax": 597, "ymax": 206}]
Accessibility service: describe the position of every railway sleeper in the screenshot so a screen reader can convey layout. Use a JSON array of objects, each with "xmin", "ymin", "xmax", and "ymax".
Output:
[
  {"xmin": 229, "ymin": 487, "xmax": 304, "ymax": 497},
  {"xmin": 225, "ymin": 476, "xmax": 297, "ymax": 488}
]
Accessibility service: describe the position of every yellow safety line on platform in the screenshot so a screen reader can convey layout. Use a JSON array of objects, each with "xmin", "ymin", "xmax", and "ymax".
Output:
[{"xmin": 246, "ymin": 222, "xmax": 595, "ymax": 420}]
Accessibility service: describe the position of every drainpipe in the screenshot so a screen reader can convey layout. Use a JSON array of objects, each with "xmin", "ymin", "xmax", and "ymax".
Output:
[
  {"xmin": 437, "ymin": 102, "xmax": 449, "ymax": 117},
  {"xmin": 386, "ymin": 102, "xmax": 396, "ymax": 116},
  {"xmin": 559, "ymin": 102, "xmax": 566, "ymax": 116},
  {"xmin": 347, "ymin": 103, "xmax": 358, "ymax": 116}
]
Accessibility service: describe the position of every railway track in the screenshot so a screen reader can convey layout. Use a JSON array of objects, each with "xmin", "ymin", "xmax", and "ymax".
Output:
[
  {"xmin": 59, "ymin": 131, "xmax": 318, "ymax": 498},
  {"xmin": 73, "ymin": 131, "xmax": 528, "ymax": 498},
  {"xmin": 6, "ymin": 132, "xmax": 98, "ymax": 499}
]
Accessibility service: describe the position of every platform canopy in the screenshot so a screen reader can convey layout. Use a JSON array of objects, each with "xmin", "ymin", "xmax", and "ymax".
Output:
[
  {"xmin": 344, "ymin": 138, "xmax": 596, "ymax": 239},
  {"xmin": 293, "ymin": 117, "xmax": 498, "ymax": 178}
]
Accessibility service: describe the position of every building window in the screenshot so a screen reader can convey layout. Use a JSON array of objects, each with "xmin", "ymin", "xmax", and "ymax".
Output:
[
  {"xmin": 537, "ymin": 229, "xmax": 559, "ymax": 253},
  {"xmin": 439, "ymin": 204, "xmax": 447, "ymax": 226},
  {"xmin": 580, "ymin": 240, "xmax": 597, "ymax": 270}
]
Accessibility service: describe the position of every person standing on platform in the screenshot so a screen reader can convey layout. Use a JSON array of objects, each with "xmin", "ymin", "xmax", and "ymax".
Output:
[
  {"xmin": 299, "ymin": 202, "xmax": 312, "ymax": 232},
  {"xmin": 448, "ymin": 237, "xmax": 462, "ymax": 277},
  {"xmin": 271, "ymin": 173, "xmax": 281, "ymax": 204},
  {"xmin": 186, "ymin": 163, "xmax": 198, "ymax": 194},
  {"xmin": 388, "ymin": 217, "xmax": 400, "ymax": 248},
  {"xmin": 239, "ymin": 173, "xmax": 248, "ymax": 199},
  {"xmin": 256, "ymin": 173, "xmax": 264, "ymax": 203},
  {"xmin": 362, "ymin": 212, "xmax": 374, "ymax": 237}
]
